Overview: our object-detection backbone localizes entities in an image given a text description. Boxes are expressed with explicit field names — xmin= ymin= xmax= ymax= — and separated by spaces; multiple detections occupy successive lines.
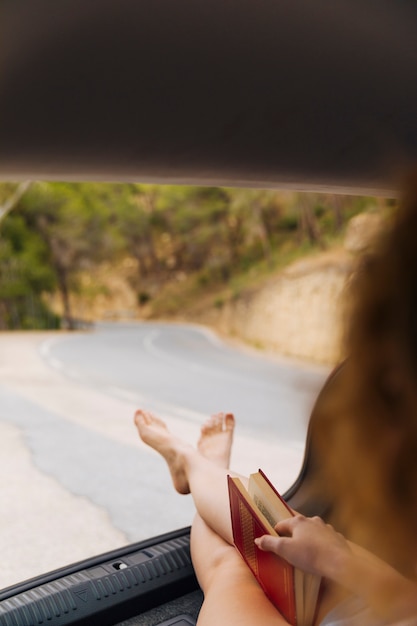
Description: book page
xmin=248 ymin=472 xmax=293 ymax=527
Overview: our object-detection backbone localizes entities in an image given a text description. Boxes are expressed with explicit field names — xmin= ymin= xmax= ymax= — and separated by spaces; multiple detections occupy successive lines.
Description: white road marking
xmin=107 ymin=385 xmax=207 ymax=424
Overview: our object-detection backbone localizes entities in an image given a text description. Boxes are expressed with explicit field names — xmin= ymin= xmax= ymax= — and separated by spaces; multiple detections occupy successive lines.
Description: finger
xmin=274 ymin=515 xmax=304 ymax=535
xmin=255 ymin=535 xmax=289 ymax=555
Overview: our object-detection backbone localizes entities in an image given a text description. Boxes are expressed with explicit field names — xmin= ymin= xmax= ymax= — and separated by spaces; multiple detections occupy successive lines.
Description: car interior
xmin=1 ymin=1 xmax=417 ymax=625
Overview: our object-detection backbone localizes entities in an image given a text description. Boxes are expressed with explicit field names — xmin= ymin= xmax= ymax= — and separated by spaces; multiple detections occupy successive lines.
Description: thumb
xmin=255 ymin=534 xmax=289 ymax=557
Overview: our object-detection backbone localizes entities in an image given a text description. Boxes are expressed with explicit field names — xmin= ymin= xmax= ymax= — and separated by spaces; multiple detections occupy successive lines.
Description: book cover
xmin=228 ymin=475 xmax=297 ymax=625
xmin=228 ymin=471 xmax=321 ymax=626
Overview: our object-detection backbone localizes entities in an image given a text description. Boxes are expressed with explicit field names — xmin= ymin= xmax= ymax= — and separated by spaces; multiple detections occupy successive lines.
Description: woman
xmin=134 ymin=178 xmax=417 ymax=624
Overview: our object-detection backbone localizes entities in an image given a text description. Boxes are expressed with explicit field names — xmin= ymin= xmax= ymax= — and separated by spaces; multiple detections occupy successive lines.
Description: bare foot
xmin=197 ymin=412 xmax=235 ymax=468
xmin=134 ymin=409 xmax=191 ymax=494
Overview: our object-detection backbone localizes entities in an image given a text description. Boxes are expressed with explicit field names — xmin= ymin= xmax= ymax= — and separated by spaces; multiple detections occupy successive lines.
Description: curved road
xmin=0 ymin=322 xmax=329 ymax=587
xmin=42 ymin=321 xmax=327 ymax=442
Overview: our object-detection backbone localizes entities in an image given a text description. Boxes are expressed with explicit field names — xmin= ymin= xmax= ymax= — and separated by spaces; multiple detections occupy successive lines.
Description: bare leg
xmin=135 ymin=409 xmax=289 ymax=626
xmin=134 ymin=409 xmax=240 ymax=543
xmin=191 ymin=516 xmax=289 ymax=626
xmin=192 ymin=413 xmax=288 ymax=625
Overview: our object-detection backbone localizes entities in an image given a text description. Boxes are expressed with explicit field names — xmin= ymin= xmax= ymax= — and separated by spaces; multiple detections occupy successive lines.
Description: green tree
xmin=0 ymin=181 xmax=32 ymax=223
xmin=295 ymin=193 xmax=326 ymax=248
xmin=0 ymin=211 xmax=56 ymax=329
xmin=18 ymin=182 xmax=117 ymax=328
xmin=114 ymin=184 xmax=161 ymax=290
xmin=226 ymin=189 xmax=287 ymax=267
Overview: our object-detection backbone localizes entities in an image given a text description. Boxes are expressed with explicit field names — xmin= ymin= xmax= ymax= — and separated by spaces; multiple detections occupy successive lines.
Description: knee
xmin=190 ymin=516 xmax=246 ymax=592
xmin=209 ymin=542 xmax=238 ymax=572
xmin=194 ymin=541 xmax=247 ymax=593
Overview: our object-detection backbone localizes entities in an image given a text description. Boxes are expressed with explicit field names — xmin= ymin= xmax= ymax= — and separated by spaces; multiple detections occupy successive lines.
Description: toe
xmin=134 ymin=409 xmax=145 ymax=426
xmin=134 ymin=409 xmax=158 ymax=428
xmin=224 ymin=413 xmax=235 ymax=431
xmin=213 ymin=413 xmax=224 ymax=429
xmin=204 ymin=414 xmax=218 ymax=431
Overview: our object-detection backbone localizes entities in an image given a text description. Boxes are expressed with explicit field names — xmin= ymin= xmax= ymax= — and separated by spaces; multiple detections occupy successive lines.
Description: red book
xmin=228 ymin=470 xmax=321 ymax=626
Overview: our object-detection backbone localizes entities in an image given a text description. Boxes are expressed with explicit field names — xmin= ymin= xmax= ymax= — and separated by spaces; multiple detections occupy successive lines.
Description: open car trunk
xmin=0 ymin=362 xmax=343 ymax=625
xmin=1 ymin=1 xmax=417 ymax=624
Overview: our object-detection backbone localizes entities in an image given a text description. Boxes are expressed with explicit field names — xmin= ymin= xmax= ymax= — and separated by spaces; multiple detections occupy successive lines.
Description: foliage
xmin=17 ymin=182 xmax=119 ymax=328
xmin=0 ymin=200 xmax=57 ymax=329
xmin=0 ymin=180 xmax=385 ymax=329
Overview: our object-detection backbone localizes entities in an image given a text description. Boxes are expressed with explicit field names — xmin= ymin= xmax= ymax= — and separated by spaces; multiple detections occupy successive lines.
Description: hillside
xmin=0 ymin=181 xmax=389 ymax=363
xmin=183 ymin=247 xmax=351 ymax=365
xmin=181 ymin=211 xmax=385 ymax=364
xmin=53 ymin=211 xmax=384 ymax=366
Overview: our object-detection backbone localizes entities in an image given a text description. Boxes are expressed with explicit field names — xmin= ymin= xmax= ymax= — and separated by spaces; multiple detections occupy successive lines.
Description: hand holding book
xmin=255 ymin=514 xmax=350 ymax=580
xmin=228 ymin=471 xmax=322 ymax=626
xmin=256 ymin=514 xmax=417 ymax=624
xmin=228 ymin=472 xmax=417 ymax=624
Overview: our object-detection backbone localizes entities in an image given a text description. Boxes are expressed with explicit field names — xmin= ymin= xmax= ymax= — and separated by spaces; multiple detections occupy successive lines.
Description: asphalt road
xmin=42 ymin=322 xmax=326 ymax=442
xmin=0 ymin=323 xmax=329 ymax=588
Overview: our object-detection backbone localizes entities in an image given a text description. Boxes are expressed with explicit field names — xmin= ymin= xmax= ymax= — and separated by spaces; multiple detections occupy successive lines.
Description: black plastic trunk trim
xmin=0 ymin=528 xmax=199 ymax=626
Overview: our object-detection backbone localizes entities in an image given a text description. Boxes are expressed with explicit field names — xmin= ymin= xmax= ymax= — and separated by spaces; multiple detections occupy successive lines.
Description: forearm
xmin=256 ymin=515 xmax=417 ymax=622
xmin=325 ymin=541 xmax=417 ymax=622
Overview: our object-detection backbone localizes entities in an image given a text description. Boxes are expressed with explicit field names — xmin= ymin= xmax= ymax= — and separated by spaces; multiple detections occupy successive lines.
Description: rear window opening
xmin=0 ymin=181 xmax=391 ymax=588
